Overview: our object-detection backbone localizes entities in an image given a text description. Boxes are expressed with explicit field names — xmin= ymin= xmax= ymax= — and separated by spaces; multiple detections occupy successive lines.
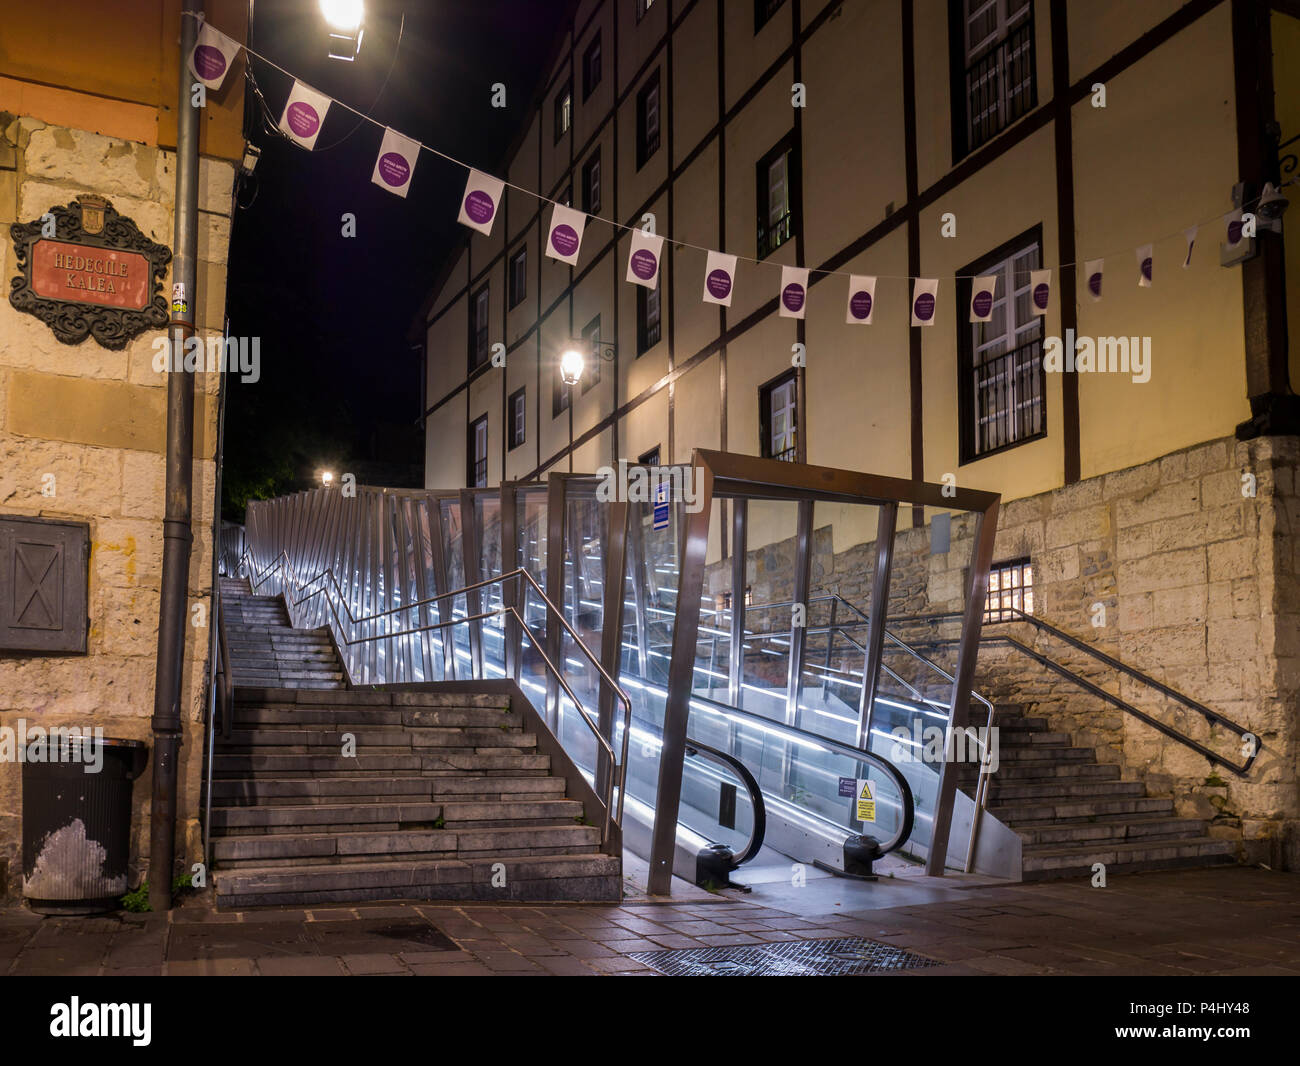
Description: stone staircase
xmin=960 ymin=704 xmax=1237 ymax=880
xmin=211 ymin=581 xmax=622 ymax=907
xmin=219 ymin=577 xmax=344 ymax=689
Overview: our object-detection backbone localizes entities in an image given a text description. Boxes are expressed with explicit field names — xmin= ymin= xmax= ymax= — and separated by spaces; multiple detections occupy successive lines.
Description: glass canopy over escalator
xmin=241 ymin=451 xmax=1001 ymax=894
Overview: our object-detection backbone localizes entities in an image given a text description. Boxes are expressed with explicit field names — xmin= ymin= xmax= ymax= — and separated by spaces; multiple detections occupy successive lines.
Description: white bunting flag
xmin=1084 ymin=258 xmax=1104 ymax=302
xmin=779 ymin=266 xmax=809 ymax=319
xmin=845 ymin=275 xmax=877 ymax=325
xmin=371 ymin=128 xmax=419 ymax=198
xmin=457 ymin=170 xmax=505 ymax=236
xmin=1183 ymin=226 xmax=1197 ymax=268
xmin=969 ymin=275 xmax=997 ymax=323
xmin=1137 ymin=244 xmax=1153 ymax=287
xmin=545 ymin=204 xmax=587 ymax=265
xmin=911 ymin=278 xmax=938 ymax=326
xmin=626 ymin=229 xmax=664 ymax=288
xmin=279 ymin=81 xmax=331 ymax=150
xmin=702 ymin=251 xmax=737 ymax=306
xmin=1030 ymin=269 xmax=1052 ymax=315
xmin=188 ymin=21 xmax=242 ymax=91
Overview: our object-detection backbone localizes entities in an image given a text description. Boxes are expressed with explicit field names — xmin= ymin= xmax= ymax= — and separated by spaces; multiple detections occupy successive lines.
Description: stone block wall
xmin=0 ymin=115 xmax=236 ymax=901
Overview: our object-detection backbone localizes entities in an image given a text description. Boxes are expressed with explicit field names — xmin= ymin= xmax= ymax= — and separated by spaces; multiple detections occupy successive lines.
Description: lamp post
xmin=558 ymin=340 xmax=616 ymax=471
xmin=320 ymin=0 xmax=364 ymax=61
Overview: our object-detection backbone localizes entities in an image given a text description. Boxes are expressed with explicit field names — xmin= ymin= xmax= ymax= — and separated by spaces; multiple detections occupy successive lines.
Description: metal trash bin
xmin=22 ymin=736 xmax=148 ymax=915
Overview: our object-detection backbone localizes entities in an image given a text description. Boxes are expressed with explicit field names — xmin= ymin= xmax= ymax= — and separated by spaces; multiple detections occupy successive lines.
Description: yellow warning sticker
xmin=856 ymin=779 xmax=876 ymax=823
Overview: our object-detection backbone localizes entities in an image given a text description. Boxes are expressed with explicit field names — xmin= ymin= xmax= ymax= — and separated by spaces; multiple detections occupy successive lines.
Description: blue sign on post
xmin=653 ymin=479 xmax=670 ymax=530
xmin=838 ymin=777 xmax=855 ymax=798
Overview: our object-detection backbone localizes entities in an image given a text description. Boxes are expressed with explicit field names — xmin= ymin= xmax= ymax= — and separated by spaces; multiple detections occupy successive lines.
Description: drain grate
xmin=629 ymin=936 xmax=938 ymax=976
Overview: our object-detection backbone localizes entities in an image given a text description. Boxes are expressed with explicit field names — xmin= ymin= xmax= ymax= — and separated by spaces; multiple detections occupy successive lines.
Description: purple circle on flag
xmin=849 ymin=290 xmax=873 ymax=320
xmin=1088 ymin=272 xmax=1102 ymax=297
xmin=1033 ymin=282 xmax=1050 ymax=309
xmin=782 ymin=283 xmax=805 ymax=313
xmin=286 ymin=101 xmax=321 ymax=138
xmin=464 ymin=190 xmax=495 ymax=225
xmin=1228 ymin=220 xmax=1243 ymax=244
xmin=193 ymin=45 xmax=227 ymax=81
xmin=551 ymin=223 xmax=580 ymax=257
xmin=971 ymin=290 xmax=993 ymax=319
xmin=630 ymin=248 xmax=658 ymax=280
xmin=913 ymin=292 xmax=935 ymax=322
xmin=1141 ymin=257 xmax=1152 ymax=281
xmin=377 ymin=152 xmax=411 ymax=188
xmin=706 ymin=269 xmax=732 ymax=300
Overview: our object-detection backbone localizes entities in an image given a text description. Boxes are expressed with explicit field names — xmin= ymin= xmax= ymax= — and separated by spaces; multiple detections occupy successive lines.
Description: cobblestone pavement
xmin=0 ymin=867 xmax=1296 ymax=976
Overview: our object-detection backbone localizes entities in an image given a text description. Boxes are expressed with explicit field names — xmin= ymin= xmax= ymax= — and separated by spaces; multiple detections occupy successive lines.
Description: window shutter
xmin=0 ymin=516 xmax=90 ymax=653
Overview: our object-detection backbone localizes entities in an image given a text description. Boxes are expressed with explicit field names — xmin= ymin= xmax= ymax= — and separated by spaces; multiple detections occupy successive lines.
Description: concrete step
xmin=987 ymin=779 xmax=1146 ymax=802
xmin=212 ymin=774 xmax=568 ymax=806
xmin=958 ymin=761 xmax=1121 ymax=783
xmin=997 ymin=731 xmax=1072 ymax=747
xmin=212 ymin=822 xmax=602 ymax=866
xmin=213 ymin=752 xmax=551 ymax=775
xmin=988 ymin=745 xmax=1098 ymax=763
xmin=989 ymin=795 xmax=1176 ymax=825
xmin=1020 ymin=836 xmax=1238 ymax=880
xmin=212 ymin=852 xmax=623 ymax=907
xmin=216 ymin=728 xmax=536 ymax=750
xmin=231 ymin=705 xmax=523 ymax=729
xmin=1012 ymin=816 xmax=1209 ymax=848
xmin=210 ymin=798 xmax=585 ymax=834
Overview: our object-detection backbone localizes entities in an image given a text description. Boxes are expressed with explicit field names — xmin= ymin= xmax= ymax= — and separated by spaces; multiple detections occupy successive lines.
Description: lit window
xmin=984 ymin=558 xmax=1033 ymax=623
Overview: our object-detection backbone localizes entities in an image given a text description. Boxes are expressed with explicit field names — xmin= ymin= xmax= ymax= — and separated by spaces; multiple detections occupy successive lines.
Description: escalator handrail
xmin=681 ymin=737 xmax=767 ymax=868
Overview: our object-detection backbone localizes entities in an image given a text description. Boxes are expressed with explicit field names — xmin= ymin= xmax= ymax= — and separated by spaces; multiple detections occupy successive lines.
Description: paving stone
xmin=341 ymin=953 xmax=408 ymax=974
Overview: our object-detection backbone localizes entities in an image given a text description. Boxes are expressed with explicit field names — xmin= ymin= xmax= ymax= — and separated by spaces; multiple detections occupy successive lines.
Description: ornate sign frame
xmin=9 ymin=196 xmax=171 ymax=350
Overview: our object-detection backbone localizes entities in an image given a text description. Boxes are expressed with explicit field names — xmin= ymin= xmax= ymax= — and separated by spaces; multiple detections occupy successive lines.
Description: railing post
xmin=857 ymin=502 xmax=898 ymax=750
xmin=596 ymin=500 xmax=629 ymax=800
xmin=728 ymin=499 xmax=746 ymax=708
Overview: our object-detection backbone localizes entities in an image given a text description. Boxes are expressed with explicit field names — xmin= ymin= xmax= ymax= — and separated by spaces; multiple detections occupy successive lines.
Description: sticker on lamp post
xmin=855 ymin=779 xmax=876 ymax=823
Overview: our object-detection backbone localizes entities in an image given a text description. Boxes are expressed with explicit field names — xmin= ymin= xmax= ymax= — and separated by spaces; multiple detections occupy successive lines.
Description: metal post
xmin=926 ymin=501 xmax=999 ymax=875
xmin=857 ymin=502 xmax=898 ymax=750
xmin=148 ymin=0 xmax=202 ymax=912
xmin=544 ymin=477 xmax=566 ymax=730
xmin=596 ymin=500 xmax=629 ymax=799
xmin=728 ymin=499 xmax=746 ymax=707
xmin=648 ymin=461 xmax=712 ymax=895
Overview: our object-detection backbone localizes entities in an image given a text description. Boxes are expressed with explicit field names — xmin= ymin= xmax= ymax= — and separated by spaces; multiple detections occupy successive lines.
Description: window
xmin=553 ymin=353 xmax=571 ymax=418
xmin=508 ymin=248 xmax=527 ymax=309
xmin=581 ymin=314 xmax=602 ymax=393
xmin=957 ymin=226 xmax=1046 ymax=462
xmin=759 ymin=370 xmax=797 ymax=461
xmin=637 ymin=278 xmax=661 ymax=355
xmin=636 ymin=71 xmax=661 ymax=169
xmin=984 ymin=558 xmax=1033 ymax=623
xmin=754 ymin=0 xmax=785 ymax=31
xmin=636 ymin=0 xmax=656 ymax=22
xmin=554 ymin=79 xmax=573 ymax=142
xmin=507 ymin=388 xmax=526 ymax=450
xmin=581 ymin=150 xmax=601 ymax=216
xmin=468 ymin=283 xmax=490 ymax=372
xmin=582 ymin=34 xmax=602 ymax=100
xmin=467 ymin=414 xmax=489 ymax=487
xmin=638 ymin=446 xmax=661 ymax=467
xmin=954 ymin=0 xmax=1036 ymax=159
xmin=756 ymin=133 xmax=799 ymax=258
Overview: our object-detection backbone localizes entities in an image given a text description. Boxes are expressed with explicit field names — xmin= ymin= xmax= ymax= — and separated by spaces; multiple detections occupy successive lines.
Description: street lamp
xmin=320 ymin=0 xmax=364 ymax=61
xmin=321 ymin=470 xmax=335 ymax=486
xmin=559 ymin=346 xmax=586 ymax=387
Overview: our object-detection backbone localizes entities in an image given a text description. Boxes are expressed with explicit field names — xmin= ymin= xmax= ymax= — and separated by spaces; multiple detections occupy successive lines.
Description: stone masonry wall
xmin=0 ymin=115 xmax=236 ymax=900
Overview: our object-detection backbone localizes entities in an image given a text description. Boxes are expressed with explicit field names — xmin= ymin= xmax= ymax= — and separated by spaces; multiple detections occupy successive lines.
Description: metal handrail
xmin=893 ymin=608 xmax=1260 ymax=775
xmin=681 ymin=737 xmax=767 ymax=868
xmin=233 ymin=551 xmax=633 ymax=843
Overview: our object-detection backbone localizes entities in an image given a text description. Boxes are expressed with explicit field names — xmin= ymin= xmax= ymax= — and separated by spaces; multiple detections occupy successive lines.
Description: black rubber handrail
xmin=896 ymin=609 xmax=1259 ymax=775
xmin=682 ymin=738 xmax=767 ymax=868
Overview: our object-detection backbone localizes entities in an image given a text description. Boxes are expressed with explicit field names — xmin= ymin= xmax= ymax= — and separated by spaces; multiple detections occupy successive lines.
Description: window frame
xmin=636 ymin=278 xmax=661 ymax=356
xmin=984 ymin=556 xmax=1034 ymax=624
xmin=467 ymin=413 xmax=489 ymax=487
xmin=582 ymin=33 xmax=602 ymax=100
xmin=580 ymin=314 xmax=603 ymax=394
xmin=581 ymin=149 xmax=602 ymax=216
xmin=554 ymin=78 xmax=573 ymax=143
xmin=948 ymin=0 xmax=1037 ymax=163
xmin=507 ymin=387 xmax=527 ymax=451
xmin=955 ymin=223 xmax=1047 ymax=464
xmin=759 ymin=368 xmax=798 ymax=461
xmin=468 ymin=282 xmax=490 ymax=373
xmin=508 ymin=247 xmax=527 ymax=310
xmin=636 ymin=69 xmax=661 ymax=170
xmin=637 ymin=445 xmax=661 ymax=467
xmin=756 ymin=131 xmax=800 ymax=260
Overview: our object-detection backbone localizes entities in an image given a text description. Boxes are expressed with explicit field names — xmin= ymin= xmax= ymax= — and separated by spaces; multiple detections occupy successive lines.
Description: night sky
xmin=223 ymin=0 xmax=565 ymax=518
